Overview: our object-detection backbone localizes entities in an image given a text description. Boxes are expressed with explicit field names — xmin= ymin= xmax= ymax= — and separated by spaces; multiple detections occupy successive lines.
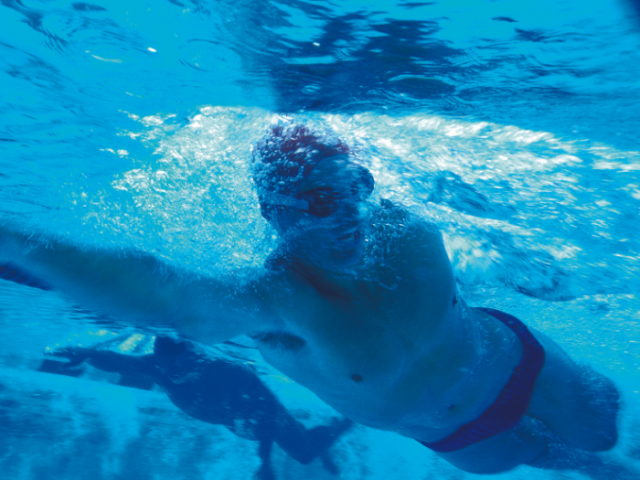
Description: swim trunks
xmin=419 ymin=308 xmax=545 ymax=453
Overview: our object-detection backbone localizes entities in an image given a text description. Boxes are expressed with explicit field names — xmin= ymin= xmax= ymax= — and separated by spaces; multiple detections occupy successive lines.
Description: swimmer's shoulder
xmin=251 ymin=257 xmax=324 ymax=319
xmin=371 ymin=199 xmax=440 ymax=236
xmin=369 ymin=199 xmax=446 ymax=266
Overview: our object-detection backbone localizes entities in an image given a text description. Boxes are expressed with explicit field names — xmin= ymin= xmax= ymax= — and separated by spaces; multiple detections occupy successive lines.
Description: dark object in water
xmin=43 ymin=335 xmax=353 ymax=480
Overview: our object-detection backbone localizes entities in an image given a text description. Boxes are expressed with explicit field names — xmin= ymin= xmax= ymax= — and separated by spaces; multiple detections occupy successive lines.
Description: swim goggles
xmin=260 ymin=166 xmax=374 ymax=218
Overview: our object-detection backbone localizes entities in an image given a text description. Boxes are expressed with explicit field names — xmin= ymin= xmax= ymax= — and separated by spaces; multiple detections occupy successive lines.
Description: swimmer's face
xmin=280 ymin=157 xmax=373 ymax=269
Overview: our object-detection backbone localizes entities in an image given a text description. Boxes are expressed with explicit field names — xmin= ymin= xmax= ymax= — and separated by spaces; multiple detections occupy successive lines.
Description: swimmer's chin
xmin=300 ymin=244 xmax=362 ymax=272
xmin=286 ymin=225 xmax=365 ymax=270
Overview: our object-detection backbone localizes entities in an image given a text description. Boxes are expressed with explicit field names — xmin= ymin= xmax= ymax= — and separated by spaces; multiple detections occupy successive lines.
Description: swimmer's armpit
xmin=249 ymin=330 xmax=307 ymax=352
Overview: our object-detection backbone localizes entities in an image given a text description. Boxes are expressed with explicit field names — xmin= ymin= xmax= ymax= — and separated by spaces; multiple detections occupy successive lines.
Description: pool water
xmin=1 ymin=1 xmax=639 ymax=479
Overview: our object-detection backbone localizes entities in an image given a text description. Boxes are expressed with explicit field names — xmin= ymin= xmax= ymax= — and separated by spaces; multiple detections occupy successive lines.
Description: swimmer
xmin=44 ymin=335 xmax=352 ymax=480
xmin=0 ymin=123 xmax=631 ymax=477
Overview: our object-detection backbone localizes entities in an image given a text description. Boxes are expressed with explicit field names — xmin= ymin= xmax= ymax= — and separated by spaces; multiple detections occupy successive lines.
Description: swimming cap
xmin=252 ymin=123 xmax=351 ymax=197
xmin=252 ymin=123 xmax=375 ymax=225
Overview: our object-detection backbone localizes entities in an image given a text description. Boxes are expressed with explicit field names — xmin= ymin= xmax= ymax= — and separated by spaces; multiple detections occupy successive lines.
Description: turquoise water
xmin=1 ymin=0 xmax=640 ymax=479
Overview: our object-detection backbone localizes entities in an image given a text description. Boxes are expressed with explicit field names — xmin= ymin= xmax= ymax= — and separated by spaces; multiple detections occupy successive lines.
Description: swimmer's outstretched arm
xmin=0 ymin=225 xmax=271 ymax=343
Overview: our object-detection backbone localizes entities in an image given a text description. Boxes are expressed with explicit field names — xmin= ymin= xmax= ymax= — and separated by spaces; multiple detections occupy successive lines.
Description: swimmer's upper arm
xmin=173 ymin=270 xmax=282 ymax=344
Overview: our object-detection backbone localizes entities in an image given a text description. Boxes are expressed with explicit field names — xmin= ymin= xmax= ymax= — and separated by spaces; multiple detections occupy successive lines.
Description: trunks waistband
xmin=419 ymin=307 xmax=545 ymax=453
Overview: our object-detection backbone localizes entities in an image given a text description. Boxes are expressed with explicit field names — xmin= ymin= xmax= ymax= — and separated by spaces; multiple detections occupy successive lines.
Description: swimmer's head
xmin=252 ymin=123 xmax=374 ymax=231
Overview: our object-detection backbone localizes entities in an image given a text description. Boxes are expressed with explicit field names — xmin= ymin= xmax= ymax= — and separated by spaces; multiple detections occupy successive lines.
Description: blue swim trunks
xmin=420 ymin=308 xmax=546 ymax=453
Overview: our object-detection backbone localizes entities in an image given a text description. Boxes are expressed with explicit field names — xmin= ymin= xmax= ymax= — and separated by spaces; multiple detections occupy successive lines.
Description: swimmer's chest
xmin=251 ymin=297 xmax=458 ymax=428
xmin=253 ymin=273 xmax=443 ymax=394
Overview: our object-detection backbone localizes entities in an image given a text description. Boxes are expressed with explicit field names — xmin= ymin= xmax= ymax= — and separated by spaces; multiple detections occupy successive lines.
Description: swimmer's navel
xmin=351 ymin=373 xmax=363 ymax=383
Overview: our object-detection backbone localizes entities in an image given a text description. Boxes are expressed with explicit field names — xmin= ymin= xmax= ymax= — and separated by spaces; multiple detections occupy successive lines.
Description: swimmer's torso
xmin=250 ymin=206 xmax=523 ymax=442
